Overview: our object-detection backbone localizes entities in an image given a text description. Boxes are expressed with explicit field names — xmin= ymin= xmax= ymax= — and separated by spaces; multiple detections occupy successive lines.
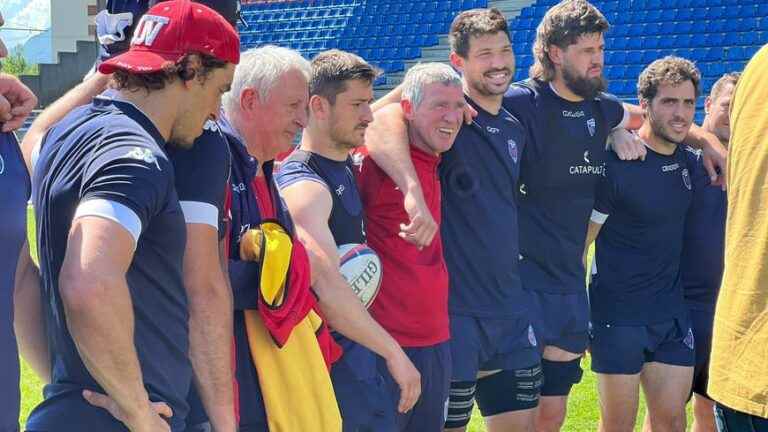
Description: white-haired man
xmin=354 ymin=62 xmax=465 ymax=431
xmin=220 ymin=46 xmax=419 ymax=432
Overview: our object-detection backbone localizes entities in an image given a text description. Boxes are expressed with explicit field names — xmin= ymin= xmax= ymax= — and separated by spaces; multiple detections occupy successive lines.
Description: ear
xmin=449 ymin=52 xmax=465 ymax=74
xmin=401 ymin=99 xmax=414 ymax=120
xmin=703 ymin=96 xmax=712 ymax=115
xmin=308 ymin=94 xmax=330 ymax=120
xmin=181 ymin=53 xmax=204 ymax=88
xmin=240 ymin=88 xmax=259 ymax=115
xmin=639 ymin=97 xmax=650 ymax=115
xmin=547 ymin=44 xmax=563 ymax=68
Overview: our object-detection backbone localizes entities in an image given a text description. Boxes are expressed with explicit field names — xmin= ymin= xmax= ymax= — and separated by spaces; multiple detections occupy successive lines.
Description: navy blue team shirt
xmin=276 ymin=149 xmax=365 ymax=246
xmin=503 ymin=79 xmax=626 ymax=295
xmin=590 ymin=145 xmax=706 ymax=325
xmin=0 ymin=131 xmax=31 ymax=432
xmin=28 ymin=95 xmax=191 ymax=431
xmin=680 ymin=147 xmax=726 ymax=310
xmin=439 ymin=96 xmax=528 ymax=318
xmin=166 ymin=120 xmax=231 ymax=427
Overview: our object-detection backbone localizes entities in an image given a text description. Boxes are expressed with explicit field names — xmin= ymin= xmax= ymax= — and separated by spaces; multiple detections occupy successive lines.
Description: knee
xmin=536 ymin=404 xmax=566 ymax=431
xmin=650 ymin=410 xmax=687 ymax=432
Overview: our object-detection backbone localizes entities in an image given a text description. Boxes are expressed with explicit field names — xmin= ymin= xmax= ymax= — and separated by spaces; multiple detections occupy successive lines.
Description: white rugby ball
xmin=338 ymin=243 xmax=382 ymax=308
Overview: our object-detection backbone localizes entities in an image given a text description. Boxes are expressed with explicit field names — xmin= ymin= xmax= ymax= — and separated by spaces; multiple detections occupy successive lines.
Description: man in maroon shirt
xmin=355 ymin=62 xmax=465 ymax=431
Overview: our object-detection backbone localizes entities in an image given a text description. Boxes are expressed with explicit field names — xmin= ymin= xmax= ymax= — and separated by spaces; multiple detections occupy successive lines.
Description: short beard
xmin=562 ymin=64 xmax=606 ymax=100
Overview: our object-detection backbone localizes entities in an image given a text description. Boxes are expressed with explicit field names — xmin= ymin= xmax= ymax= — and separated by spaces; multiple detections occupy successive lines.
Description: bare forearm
xmin=62 ymin=275 xmax=151 ymax=420
xmin=314 ymin=265 xmax=400 ymax=360
xmin=14 ymin=250 xmax=50 ymax=382
xmin=371 ymin=84 xmax=403 ymax=112
xmin=187 ymin=278 xmax=235 ymax=431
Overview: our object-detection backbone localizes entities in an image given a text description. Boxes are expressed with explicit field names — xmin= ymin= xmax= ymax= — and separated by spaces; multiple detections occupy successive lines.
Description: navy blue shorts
xmin=528 ymin=290 xmax=590 ymax=354
xmin=450 ymin=314 xmax=541 ymax=381
xmin=331 ymin=334 xmax=396 ymax=432
xmin=590 ymin=317 xmax=695 ymax=374
xmin=690 ymin=307 xmax=715 ymax=398
xmin=378 ymin=342 xmax=451 ymax=432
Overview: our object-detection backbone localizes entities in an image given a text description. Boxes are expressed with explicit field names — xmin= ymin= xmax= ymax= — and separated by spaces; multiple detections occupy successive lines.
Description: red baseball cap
xmin=99 ymin=0 xmax=239 ymax=75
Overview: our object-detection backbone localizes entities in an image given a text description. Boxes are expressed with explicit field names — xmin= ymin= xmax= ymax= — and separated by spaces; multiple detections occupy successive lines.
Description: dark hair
xmin=449 ymin=8 xmax=509 ymax=58
xmin=112 ymin=52 xmax=228 ymax=93
xmin=709 ymin=71 xmax=740 ymax=100
xmin=309 ymin=49 xmax=379 ymax=104
xmin=530 ymin=0 xmax=610 ymax=81
xmin=637 ymin=56 xmax=701 ymax=102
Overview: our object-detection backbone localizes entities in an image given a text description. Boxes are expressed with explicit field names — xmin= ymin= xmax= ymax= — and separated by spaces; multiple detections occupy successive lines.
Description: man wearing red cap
xmin=25 ymin=1 xmax=238 ymax=431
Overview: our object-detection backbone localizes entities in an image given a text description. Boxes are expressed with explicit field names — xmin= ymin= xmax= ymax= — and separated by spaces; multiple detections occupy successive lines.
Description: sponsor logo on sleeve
xmin=124 ymin=147 xmax=161 ymax=170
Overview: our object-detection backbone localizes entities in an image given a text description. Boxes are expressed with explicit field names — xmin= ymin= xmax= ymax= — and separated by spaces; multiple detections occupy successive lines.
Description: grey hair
xmin=401 ymin=63 xmax=462 ymax=109
xmin=222 ymin=45 xmax=311 ymax=116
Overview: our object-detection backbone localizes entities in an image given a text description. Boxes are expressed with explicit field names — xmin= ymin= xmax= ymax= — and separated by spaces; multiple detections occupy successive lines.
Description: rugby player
xmin=25 ymin=2 xmax=238 ymax=431
xmin=355 ymin=62 xmax=464 ymax=431
xmin=368 ymin=10 xmax=542 ymax=432
xmin=681 ymin=72 xmax=737 ymax=432
xmin=275 ymin=50 xmax=421 ymax=432
xmin=709 ymin=44 xmax=768 ymax=431
xmin=584 ymin=56 xmax=703 ymax=432
xmin=0 ymin=10 xmax=37 ymax=432
xmin=17 ymin=2 xmax=241 ymax=431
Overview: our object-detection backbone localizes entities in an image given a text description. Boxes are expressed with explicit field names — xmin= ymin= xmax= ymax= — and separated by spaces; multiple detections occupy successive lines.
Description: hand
xmin=83 ymin=389 xmax=172 ymax=432
xmin=385 ymin=349 xmax=421 ymax=413
xmin=608 ymin=128 xmax=646 ymax=161
xmin=701 ymin=134 xmax=727 ymax=190
xmin=0 ymin=74 xmax=37 ymax=132
xmin=399 ymin=190 xmax=437 ymax=249
xmin=462 ymin=102 xmax=478 ymax=125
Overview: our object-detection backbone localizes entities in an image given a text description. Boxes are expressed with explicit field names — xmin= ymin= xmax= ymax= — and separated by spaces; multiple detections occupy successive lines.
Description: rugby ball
xmin=338 ymin=243 xmax=382 ymax=308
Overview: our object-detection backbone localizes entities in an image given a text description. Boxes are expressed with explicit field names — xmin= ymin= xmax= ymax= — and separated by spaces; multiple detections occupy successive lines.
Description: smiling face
xmin=405 ymin=82 xmax=465 ymax=155
xmin=644 ymin=80 xmax=696 ymax=146
xmin=453 ymin=31 xmax=515 ymax=98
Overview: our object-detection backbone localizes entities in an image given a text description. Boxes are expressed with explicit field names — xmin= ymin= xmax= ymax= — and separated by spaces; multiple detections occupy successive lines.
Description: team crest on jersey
xmin=508 ymin=139 xmax=518 ymax=163
xmin=682 ymin=168 xmax=692 ymax=190
xmin=684 ymin=327 xmax=695 ymax=349
xmin=124 ymin=147 xmax=161 ymax=170
xmin=586 ymin=118 xmax=596 ymax=137
xmin=527 ymin=324 xmax=537 ymax=347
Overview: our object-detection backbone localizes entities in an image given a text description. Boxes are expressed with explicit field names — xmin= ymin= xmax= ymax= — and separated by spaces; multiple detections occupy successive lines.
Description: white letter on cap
xmin=131 ymin=15 xmax=170 ymax=46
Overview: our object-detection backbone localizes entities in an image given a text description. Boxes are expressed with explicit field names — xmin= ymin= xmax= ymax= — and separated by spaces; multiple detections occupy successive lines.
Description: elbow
xmin=185 ymin=275 xmax=233 ymax=315
xmin=58 ymin=266 xmax=112 ymax=317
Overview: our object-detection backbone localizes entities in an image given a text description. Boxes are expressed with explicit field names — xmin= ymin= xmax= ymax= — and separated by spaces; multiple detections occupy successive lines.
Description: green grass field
xmin=19 ymin=209 xmax=689 ymax=431
xmin=19 ymin=356 xmax=659 ymax=431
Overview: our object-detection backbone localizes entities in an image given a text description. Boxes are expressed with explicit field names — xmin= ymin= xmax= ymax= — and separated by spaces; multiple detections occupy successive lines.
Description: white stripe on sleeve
xmin=74 ymin=199 xmax=142 ymax=245
xmin=179 ymin=201 xmax=219 ymax=230
xmin=590 ymin=209 xmax=609 ymax=225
